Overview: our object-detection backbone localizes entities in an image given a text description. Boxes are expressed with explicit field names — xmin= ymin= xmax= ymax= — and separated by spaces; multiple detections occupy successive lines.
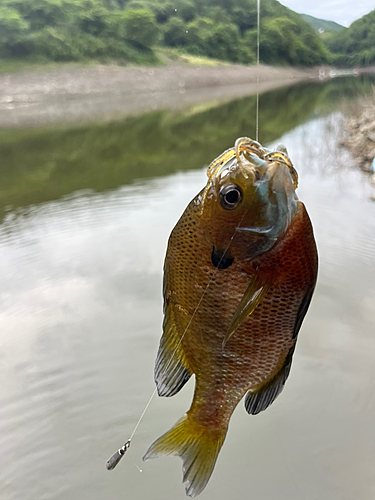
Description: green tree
xmin=163 ymin=16 xmax=188 ymax=47
xmin=77 ymin=2 xmax=109 ymax=35
xmin=174 ymin=0 xmax=195 ymax=22
xmin=123 ymin=0 xmax=150 ymax=10
xmin=204 ymin=22 xmax=240 ymax=61
xmin=0 ymin=6 xmax=29 ymax=44
xmin=0 ymin=6 xmax=29 ymax=56
xmin=151 ymin=2 xmax=175 ymax=24
xmin=101 ymin=0 xmax=120 ymax=9
xmin=259 ymin=16 xmax=327 ymax=65
xmin=325 ymin=9 xmax=375 ymax=66
xmin=232 ymin=5 xmax=256 ymax=34
xmin=0 ymin=0 xmax=331 ymax=66
xmin=3 ymin=0 xmax=68 ymax=31
xmin=184 ymin=17 xmax=213 ymax=53
xmin=32 ymin=27 xmax=80 ymax=60
xmin=239 ymin=29 xmax=256 ymax=63
xmin=208 ymin=6 xmax=227 ymax=23
xmin=122 ymin=9 xmax=160 ymax=47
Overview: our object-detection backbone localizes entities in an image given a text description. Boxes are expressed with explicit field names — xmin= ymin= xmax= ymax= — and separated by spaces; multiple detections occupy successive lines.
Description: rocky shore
xmin=340 ymin=90 xmax=375 ymax=175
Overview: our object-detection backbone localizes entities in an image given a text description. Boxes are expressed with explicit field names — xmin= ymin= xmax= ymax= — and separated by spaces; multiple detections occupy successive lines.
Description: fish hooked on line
xmin=142 ymin=136 xmax=318 ymax=497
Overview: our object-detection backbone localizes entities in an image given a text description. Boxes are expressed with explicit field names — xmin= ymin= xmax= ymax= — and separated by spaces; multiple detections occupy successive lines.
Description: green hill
xmin=159 ymin=0 xmax=330 ymax=66
xmin=325 ymin=9 xmax=375 ymax=66
xmin=301 ymin=14 xmax=344 ymax=33
xmin=0 ymin=0 xmax=329 ymax=66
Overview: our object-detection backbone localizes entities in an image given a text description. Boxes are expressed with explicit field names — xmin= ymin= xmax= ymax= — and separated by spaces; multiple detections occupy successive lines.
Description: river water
xmin=1 ymin=75 xmax=375 ymax=500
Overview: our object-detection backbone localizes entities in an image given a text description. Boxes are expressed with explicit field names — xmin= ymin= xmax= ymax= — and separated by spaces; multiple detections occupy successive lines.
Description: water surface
xmin=1 ymin=75 xmax=375 ymax=500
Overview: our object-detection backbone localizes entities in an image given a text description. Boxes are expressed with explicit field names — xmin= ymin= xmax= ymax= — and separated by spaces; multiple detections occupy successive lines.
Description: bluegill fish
xmin=143 ymin=138 xmax=318 ymax=497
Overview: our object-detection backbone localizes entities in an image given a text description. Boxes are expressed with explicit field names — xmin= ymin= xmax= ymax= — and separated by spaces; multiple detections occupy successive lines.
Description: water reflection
xmin=1 ymin=76 xmax=375 ymax=500
xmin=0 ymin=75 xmax=374 ymax=217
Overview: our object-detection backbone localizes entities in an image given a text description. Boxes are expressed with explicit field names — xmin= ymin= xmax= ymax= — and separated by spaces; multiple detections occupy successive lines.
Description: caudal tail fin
xmin=143 ymin=414 xmax=227 ymax=497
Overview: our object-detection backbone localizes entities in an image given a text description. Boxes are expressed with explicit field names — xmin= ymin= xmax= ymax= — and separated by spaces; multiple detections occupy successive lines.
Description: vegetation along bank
xmin=1 ymin=1 xmax=374 ymax=69
xmin=0 ymin=0 xmax=330 ymax=66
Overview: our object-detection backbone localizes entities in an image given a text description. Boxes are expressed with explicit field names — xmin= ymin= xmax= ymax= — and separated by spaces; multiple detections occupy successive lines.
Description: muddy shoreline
xmin=0 ymin=63 xmax=320 ymax=128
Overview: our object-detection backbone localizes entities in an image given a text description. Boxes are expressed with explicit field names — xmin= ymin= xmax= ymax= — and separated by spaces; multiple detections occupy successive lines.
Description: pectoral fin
xmin=244 ymin=345 xmax=295 ymax=415
xmin=155 ymin=298 xmax=192 ymax=397
xmin=222 ymin=271 xmax=275 ymax=347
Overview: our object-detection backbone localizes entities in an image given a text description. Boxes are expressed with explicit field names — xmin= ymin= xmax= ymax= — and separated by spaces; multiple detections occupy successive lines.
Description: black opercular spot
xmin=211 ymin=247 xmax=234 ymax=269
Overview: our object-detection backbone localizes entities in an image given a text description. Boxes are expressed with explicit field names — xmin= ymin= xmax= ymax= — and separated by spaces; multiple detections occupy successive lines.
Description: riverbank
xmin=340 ymin=88 xmax=375 ymax=174
xmin=0 ymin=63 xmax=320 ymax=128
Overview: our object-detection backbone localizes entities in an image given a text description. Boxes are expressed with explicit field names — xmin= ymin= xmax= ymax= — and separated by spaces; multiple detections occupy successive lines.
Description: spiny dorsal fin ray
xmin=244 ymin=345 xmax=295 ymax=415
xmin=222 ymin=270 xmax=276 ymax=347
xmin=143 ymin=414 xmax=227 ymax=497
xmin=155 ymin=295 xmax=192 ymax=397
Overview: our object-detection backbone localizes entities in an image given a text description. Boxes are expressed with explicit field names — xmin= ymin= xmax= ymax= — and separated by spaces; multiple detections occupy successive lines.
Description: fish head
xmin=200 ymin=139 xmax=298 ymax=264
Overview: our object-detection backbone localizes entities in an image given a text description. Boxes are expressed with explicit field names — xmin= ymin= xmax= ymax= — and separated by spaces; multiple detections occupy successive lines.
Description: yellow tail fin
xmin=143 ymin=414 xmax=227 ymax=497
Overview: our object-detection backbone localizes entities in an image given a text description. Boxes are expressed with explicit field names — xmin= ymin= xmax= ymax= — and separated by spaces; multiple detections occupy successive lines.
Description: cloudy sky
xmin=280 ymin=0 xmax=374 ymax=27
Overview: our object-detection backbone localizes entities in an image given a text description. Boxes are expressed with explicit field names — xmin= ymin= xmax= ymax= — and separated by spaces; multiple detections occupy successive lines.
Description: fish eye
xmin=220 ymin=184 xmax=243 ymax=210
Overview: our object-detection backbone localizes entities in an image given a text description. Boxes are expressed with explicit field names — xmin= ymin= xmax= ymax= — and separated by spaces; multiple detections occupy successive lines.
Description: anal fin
xmin=155 ymin=303 xmax=192 ymax=397
xmin=244 ymin=345 xmax=295 ymax=415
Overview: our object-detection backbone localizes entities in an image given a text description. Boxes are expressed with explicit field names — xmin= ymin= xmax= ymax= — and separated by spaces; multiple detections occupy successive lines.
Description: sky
xmin=280 ymin=0 xmax=374 ymax=27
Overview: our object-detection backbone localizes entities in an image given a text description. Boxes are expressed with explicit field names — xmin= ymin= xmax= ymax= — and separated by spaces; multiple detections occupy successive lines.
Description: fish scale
xmin=144 ymin=139 xmax=318 ymax=497
xmin=171 ymin=199 xmax=316 ymax=393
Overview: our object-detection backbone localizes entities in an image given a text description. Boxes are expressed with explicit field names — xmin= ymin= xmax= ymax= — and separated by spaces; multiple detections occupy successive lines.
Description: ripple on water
xmin=1 ymin=91 xmax=375 ymax=500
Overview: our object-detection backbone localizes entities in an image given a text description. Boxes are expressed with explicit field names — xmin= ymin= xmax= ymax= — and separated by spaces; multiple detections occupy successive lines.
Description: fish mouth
xmin=201 ymin=138 xmax=299 ymax=261
xmin=201 ymin=137 xmax=298 ymax=217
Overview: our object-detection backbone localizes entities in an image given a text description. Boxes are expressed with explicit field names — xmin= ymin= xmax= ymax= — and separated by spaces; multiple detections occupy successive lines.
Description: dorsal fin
xmin=244 ymin=345 xmax=295 ymax=415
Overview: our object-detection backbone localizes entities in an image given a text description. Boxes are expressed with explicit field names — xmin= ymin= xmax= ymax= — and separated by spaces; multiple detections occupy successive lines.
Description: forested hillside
xmin=0 ymin=0 xmax=329 ymax=66
xmin=325 ymin=9 xmax=375 ymax=66
xmin=301 ymin=14 xmax=344 ymax=34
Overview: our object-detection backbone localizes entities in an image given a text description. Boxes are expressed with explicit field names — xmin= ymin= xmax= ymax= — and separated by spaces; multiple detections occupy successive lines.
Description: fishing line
xmin=106 ymin=0 xmax=263 ymax=471
xmin=256 ymin=0 xmax=261 ymax=142
xmin=106 ymin=206 xmax=250 ymax=471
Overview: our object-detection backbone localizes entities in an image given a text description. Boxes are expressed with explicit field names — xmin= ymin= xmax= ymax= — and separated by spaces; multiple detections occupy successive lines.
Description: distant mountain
xmin=325 ymin=9 xmax=375 ymax=66
xmin=301 ymin=14 xmax=345 ymax=33
xmin=156 ymin=0 xmax=330 ymax=66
